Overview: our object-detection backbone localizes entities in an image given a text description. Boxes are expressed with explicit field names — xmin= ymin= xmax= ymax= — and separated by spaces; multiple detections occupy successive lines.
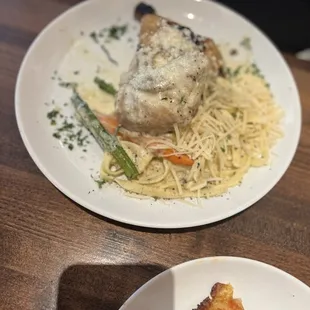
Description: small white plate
xmin=15 ymin=0 xmax=301 ymax=228
xmin=120 ymin=257 xmax=310 ymax=310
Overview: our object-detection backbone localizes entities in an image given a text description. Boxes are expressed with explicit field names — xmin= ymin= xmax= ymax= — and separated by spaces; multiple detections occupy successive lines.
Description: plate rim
xmin=15 ymin=0 xmax=302 ymax=229
xmin=120 ymin=256 xmax=310 ymax=309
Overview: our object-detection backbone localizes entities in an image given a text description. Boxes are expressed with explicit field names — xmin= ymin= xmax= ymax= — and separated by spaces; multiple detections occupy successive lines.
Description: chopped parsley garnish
xmin=100 ymin=44 xmax=118 ymax=65
xmin=58 ymin=82 xmax=77 ymax=89
xmin=108 ymin=24 xmax=128 ymax=40
xmin=233 ymin=66 xmax=242 ymax=77
xmin=90 ymin=31 xmax=99 ymax=43
xmin=76 ymin=129 xmax=89 ymax=146
xmin=49 ymin=110 xmax=91 ymax=151
xmin=240 ymin=37 xmax=252 ymax=50
xmin=248 ymin=63 xmax=265 ymax=80
xmin=230 ymin=48 xmax=238 ymax=56
xmin=223 ymin=67 xmax=232 ymax=77
xmin=89 ymin=31 xmax=118 ymax=65
xmin=222 ymin=66 xmax=243 ymax=79
xmin=47 ymin=109 xmax=59 ymax=119
xmin=94 ymin=179 xmax=106 ymax=189
xmin=58 ymin=120 xmax=75 ymax=132
xmin=94 ymin=77 xmax=117 ymax=96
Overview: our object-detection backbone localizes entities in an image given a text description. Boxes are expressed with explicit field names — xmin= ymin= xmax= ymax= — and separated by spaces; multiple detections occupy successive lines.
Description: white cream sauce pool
xmin=57 ymin=30 xmax=138 ymax=116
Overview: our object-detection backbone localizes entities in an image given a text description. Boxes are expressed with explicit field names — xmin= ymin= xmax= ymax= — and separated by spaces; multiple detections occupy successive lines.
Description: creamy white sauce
xmin=78 ymin=83 xmax=116 ymax=115
xmin=57 ymin=36 xmax=125 ymax=116
xmin=218 ymin=41 xmax=253 ymax=69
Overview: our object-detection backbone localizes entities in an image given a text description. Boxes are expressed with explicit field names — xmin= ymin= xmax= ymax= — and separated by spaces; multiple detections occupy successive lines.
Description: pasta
xmin=100 ymin=66 xmax=284 ymax=199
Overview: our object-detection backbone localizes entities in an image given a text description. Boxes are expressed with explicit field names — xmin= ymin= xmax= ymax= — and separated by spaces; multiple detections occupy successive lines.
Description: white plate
xmin=15 ymin=0 xmax=301 ymax=228
xmin=120 ymin=256 xmax=310 ymax=310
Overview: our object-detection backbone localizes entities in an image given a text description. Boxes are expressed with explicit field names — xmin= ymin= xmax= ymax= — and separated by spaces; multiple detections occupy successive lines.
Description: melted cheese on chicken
xmin=116 ymin=18 xmax=213 ymax=135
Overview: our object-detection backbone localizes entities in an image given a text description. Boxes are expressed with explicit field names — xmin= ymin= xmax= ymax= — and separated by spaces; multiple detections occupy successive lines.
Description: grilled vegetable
xmin=94 ymin=77 xmax=117 ymax=96
xmin=71 ymin=91 xmax=139 ymax=179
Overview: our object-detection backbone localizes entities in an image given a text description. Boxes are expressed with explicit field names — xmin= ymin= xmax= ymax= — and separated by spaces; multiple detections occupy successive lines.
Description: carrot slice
xmin=96 ymin=119 xmax=194 ymax=166
xmin=97 ymin=114 xmax=119 ymax=135
xmin=97 ymin=114 xmax=135 ymax=142
xmin=161 ymin=149 xmax=194 ymax=166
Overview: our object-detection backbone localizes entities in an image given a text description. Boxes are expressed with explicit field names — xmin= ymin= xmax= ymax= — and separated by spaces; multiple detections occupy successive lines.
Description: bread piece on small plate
xmin=194 ymin=283 xmax=245 ymax=310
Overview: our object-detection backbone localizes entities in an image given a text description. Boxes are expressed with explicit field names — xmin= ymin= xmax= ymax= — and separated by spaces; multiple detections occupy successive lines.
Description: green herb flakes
xmin=94 ymin=77 xmax=117 ymax=96
xmin=90 ymin=31 xmax=98 ymax=43
xmin=58 ymin=120 xmax=75 ymax=132
xmin=240 ymin=37 xmax=252 ymax=50
xmin=58 ymin=82 xmax=77 ymax=89
xmin=249 ymin=63 xmax=265 ymax=80
xmin=47 ymin=109 xmax=59 ymax=119
xmin=49 ymin=109 xmax=90 ymax=151
xmin=94 ymin=179 xmax=106 ymax=189
xmin=230 ymin=49 xmax=238 ymax=56
xmin=108 ymin=24 xmax=128 ymax=40
xmin=233 ymin=66 xmax=242 ymax=77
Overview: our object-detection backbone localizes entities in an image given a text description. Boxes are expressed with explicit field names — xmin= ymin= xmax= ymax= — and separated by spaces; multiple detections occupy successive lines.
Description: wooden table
xmin=1 ymin=1 xmax=310 ymax=309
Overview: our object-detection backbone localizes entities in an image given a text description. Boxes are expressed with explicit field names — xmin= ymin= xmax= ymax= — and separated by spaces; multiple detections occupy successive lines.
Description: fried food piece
xmin=116 ymin=13 xmax=211 ymax=135
xmin=194 ymin=283 xmax=244 ymax=310
xmin=116 ymin=3 xmax=225 ymax=135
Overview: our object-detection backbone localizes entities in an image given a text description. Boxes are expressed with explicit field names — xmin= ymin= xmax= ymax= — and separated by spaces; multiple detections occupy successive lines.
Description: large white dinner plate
xmin=15 ymin=0 xmax=301 ymax=228
xmin=120 ymin=256 xmax=310 ymax=310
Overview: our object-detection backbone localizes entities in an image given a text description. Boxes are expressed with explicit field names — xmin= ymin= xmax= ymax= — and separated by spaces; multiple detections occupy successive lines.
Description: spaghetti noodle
xmin=100 ymin=66 xmax=283 ymax=199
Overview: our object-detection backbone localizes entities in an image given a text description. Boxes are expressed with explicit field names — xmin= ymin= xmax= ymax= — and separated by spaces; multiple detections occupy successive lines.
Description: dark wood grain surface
xmin=1 ymin=1 xmax=310 ymax=309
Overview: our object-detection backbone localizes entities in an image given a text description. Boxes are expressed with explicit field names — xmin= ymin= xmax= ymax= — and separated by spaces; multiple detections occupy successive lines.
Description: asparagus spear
xmin=94 ymin=77 xmax=117 ymax=96
xmin=71 ymin=91 xmax=139 ymax=179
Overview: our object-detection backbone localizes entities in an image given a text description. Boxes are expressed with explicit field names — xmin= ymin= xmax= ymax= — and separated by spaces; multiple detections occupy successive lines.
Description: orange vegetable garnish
xmin=161 ymin=149 xmax=194 ymax=166
xmin=97 ymin=114 xmax=119 ymax=135
xmin=97 ymin=114 xmax=194 ymax=166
